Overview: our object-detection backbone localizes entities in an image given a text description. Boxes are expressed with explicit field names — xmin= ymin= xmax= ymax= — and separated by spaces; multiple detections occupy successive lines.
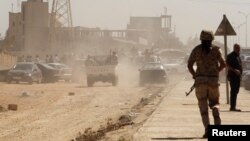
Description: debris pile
xmin=8 ymin=104 xmax=18 ymax=111
xmin=74 ymin=117 xmax=133 ymax=141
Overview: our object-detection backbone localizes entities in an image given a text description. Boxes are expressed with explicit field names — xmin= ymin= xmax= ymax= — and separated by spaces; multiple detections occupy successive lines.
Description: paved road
xmin=133 ymin=80 xmax=250 ymax=141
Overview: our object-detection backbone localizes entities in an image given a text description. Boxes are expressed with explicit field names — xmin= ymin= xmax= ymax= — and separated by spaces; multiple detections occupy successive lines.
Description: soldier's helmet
xmin=200 ymin=30 xmax=214 ymax=41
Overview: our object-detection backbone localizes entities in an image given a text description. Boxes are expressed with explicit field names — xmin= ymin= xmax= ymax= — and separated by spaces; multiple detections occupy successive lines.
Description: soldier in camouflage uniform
xmin=187 ymin=30 xmax=226 ymax=138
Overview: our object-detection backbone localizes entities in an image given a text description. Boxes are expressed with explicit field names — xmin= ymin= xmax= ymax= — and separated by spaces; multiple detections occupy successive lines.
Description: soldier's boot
xmin=212 ymin=107 xmax=221 ymax=125
xmin=203 ymin=131 xmax=208 ymax=138
xmin=200 ymin=107 xmax=210 ymax=138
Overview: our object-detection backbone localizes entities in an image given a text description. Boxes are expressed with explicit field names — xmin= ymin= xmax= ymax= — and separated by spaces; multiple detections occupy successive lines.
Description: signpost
xmin=215 ymin=14 xmax=236 ymax=104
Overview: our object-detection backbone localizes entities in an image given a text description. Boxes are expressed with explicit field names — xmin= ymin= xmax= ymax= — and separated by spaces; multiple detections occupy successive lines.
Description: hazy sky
xmin=1 ymin=0 xmax=250 ymax=47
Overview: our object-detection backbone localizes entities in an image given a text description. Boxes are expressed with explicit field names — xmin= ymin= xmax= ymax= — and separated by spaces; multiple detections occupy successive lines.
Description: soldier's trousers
xmin=195 ymin=84 xmax=221 ymax=133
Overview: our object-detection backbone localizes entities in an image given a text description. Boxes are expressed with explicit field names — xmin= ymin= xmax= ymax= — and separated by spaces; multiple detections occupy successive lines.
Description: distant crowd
xmin=17 ymin=54 xmax=77 ymax=66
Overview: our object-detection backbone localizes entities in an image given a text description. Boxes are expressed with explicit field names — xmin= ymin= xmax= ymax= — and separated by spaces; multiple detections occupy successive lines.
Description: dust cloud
xmin=117 ymin=57 xmax=140 ymax=87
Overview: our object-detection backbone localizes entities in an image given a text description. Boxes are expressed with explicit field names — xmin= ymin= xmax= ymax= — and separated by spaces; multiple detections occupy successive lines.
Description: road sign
xmin=215 ymin=14 xmax=236 ymax=104
xmin=215 ymin=15 xmax=236 ymax=36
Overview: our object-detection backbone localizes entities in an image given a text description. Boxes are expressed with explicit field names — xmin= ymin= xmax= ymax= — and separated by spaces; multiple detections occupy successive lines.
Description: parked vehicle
xmin=47 ymin=63 xmax=73 ymax=82
xmin=139 ymin=62 xmax=169 ymax=86
xmin=243 ymin=61 xmax=250 ymax=72
xmin=36 ymin=63 xmax=60 ymax=83
xmin=85 ymin=55 xmax=118 ymax=87
xmin=7 ymin=62 xmax=42 ymax=84
xmin=242 ymin=70 xmax=250 ymax=90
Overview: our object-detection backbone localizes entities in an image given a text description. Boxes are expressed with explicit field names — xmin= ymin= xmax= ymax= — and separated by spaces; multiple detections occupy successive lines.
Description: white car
xmin=47 ymin=63 xmax=73 ymax=82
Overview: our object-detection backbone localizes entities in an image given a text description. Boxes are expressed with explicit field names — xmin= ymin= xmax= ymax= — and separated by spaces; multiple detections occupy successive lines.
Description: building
xmin=7 ymin=0 xmax=49 ymax=53
xmin=126 ymin=15 xmax=172 ymax=46
xmin=5 ymin=0 xmax=179 ymax=57
xmin=7 ymin=12 xmax=23 ymax=51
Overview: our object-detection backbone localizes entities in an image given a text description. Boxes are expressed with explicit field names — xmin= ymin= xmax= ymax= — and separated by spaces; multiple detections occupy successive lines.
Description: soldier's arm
xmin=187 ymin=51 xmax=196 ymax=79
xmin=188 ymin=61 xmax=195 ymax=78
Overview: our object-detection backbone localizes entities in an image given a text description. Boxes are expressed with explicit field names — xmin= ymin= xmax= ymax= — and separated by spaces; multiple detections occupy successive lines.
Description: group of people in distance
xmin=85 ymin=51 xmax=118 ymax=66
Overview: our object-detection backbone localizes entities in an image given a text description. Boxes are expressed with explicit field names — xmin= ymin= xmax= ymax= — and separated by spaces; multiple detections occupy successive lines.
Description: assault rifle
xmin=185 ymin=83 xmax=195 ymax=96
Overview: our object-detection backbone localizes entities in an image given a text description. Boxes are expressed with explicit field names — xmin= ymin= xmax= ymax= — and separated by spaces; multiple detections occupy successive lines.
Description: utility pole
xmin=237 ymin=23 xmax=245 ymax=44
xmin=238 ymin=11 xmax=250 ymax=48
xmin=16 ymin=0 xmax=20 ymax=12
xmin=50 ymin=0 xmax=73 ymax=28
xmin=11 ymin=3 xmax=14 ymax=12
xmin=163 ymin=6 xmax=167 ymax=28
xmin=50 ymin=0 xmax=73 ymax=52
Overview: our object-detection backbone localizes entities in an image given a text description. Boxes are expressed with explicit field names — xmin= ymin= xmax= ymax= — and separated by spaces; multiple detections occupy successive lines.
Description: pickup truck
xmin=85 ymin=55 xmax=118 ymax=87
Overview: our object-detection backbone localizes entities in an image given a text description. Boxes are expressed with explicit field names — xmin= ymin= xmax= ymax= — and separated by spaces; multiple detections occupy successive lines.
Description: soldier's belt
xmin=196 ymin=75 xmax=218 ymax=78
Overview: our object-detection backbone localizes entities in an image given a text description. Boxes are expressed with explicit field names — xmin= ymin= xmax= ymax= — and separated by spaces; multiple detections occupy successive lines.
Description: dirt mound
xmin=74 ymin=117 xmax=133 ymax=141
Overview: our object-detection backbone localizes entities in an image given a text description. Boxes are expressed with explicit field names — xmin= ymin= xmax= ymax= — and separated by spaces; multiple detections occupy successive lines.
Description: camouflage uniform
xmin=188 ymin=30 xmax=225 ymax=137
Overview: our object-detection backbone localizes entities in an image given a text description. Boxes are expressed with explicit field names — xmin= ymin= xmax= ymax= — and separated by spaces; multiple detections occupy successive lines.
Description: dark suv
xmin=139 ymin=62 xmax=169 ymax=86
xmin=7 ymin=62 xmax=42 ymax=84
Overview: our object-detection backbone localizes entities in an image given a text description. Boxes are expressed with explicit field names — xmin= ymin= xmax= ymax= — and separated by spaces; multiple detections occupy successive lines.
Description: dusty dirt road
xmin=0 ymin=82 xmax=156 ymax=141
xmin=0 ymin=61 xmax=186 ymax=141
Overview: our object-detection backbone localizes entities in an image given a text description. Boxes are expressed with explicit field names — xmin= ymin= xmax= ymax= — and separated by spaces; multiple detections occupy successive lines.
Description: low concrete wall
xmin=0 ymin=52 xmax=17 ymax=82
xmin=0 ymin=52 xmax=17 ymax=69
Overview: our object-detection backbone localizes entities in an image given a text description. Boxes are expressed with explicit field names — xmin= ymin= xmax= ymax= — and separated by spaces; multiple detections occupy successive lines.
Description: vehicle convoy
xmin=85 ymin=53 xmax=118 ymax=87
xmin=139 ymin=62 xmax=169 ymax=86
